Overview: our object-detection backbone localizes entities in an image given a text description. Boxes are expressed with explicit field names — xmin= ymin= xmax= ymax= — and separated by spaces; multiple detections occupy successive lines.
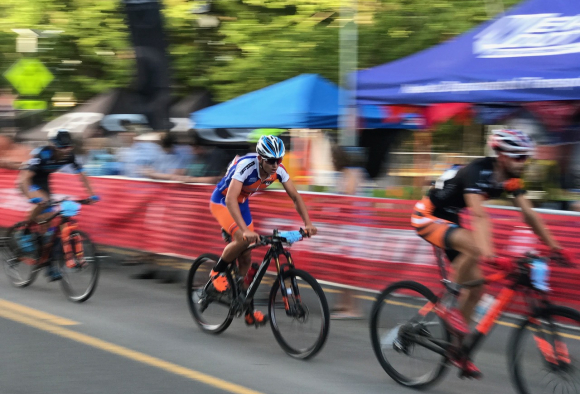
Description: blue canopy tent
xmin=192 ymin=74 xmax=423 ymax=130
xmin=356 ymin=0 xmax=580 ymax=105
xmin=192 ymin=74 xmax=340 ymax=129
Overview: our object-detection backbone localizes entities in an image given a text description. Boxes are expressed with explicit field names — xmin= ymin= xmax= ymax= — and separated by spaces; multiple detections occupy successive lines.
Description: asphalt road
xmin=0 ymin=252 xmax=577 ymax=394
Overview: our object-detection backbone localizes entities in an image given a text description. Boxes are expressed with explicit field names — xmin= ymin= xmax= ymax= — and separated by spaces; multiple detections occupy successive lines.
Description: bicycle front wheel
xmin=2 ymin=223 xmax=39 ymax=288
xmin=58 ymin=231 xmax=99 ymax=302
xmin=187 ymin=253 xmax=234 ymax=334
xmin=269 ymin=268 xmax=330 ymax=359
xmin=509 ymin=305 xmax=580 ymax=394
xmin=370 ymin=281 xmax=449 ymax=389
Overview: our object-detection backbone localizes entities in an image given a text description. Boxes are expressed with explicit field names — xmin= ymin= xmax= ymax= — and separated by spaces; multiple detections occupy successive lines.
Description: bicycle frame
xmin=411 ymin=249 xmax=569 ymax=367
xmin=20 ymin=199 xmax=88 ymax=267
xmin=229 ymin=231 xmax=300 ymax=315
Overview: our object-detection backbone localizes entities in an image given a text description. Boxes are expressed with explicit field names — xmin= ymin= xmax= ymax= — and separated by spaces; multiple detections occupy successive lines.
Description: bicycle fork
xmin=530 ymin=317 xmax=571 ymax=366
xmin=277 ymin=256 xmax=306 ymax=320
xmin=60 ymin=221 xmax=84 ymax=266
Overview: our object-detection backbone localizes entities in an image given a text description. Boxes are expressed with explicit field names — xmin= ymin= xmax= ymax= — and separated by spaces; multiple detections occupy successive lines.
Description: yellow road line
xmin=321 ymin=287 xmax=342 ymax=294
xmin=0 ymin=308 xmax=264 ymax=394
xmin=156 ymin=261 xmax=192 ymax=271
xmin=0 ymin=299 xmax=78 ymax=326
xmin=97 ymin=246 xmax=138 ymax=257
xmin=355 ymin=295 xmax=377 ymax=302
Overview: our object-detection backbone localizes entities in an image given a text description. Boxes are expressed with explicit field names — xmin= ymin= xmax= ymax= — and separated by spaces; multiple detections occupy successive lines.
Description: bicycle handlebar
xmin=490 ymin=252 xmax=574 ymax=273
xmin=252 ymin=228 xmax=309 ymax=247
xmin=48 ymin=198 xmax=94 ymax=206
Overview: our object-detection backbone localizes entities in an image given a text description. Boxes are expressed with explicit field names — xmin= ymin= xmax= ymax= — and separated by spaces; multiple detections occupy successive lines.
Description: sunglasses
xmin=511 ymin=155 xmax=529 ymax=162
xmin=265 ymin=158 xmax=282 ymax=165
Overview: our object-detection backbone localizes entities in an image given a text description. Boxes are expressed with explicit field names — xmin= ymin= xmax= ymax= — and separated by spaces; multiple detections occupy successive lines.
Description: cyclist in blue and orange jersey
xmin=18 ymin=129 xmax=99 ymax=281
xmin=209 ymin=135 xmax=317 ymax=327
xmin=411 ymin=129 xmax=572 ymax=378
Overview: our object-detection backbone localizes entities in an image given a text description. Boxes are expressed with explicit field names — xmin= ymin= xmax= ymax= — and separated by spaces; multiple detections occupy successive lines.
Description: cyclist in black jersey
xmin=411 ymin=129 xmax=571 ymax=378
xmin=18 ymin=129 xmax=99 ymax=280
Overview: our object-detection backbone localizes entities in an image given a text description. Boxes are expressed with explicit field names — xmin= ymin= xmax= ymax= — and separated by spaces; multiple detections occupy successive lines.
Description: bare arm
xmin=282 ymin=179 xmax=317 ymax=235
xmin=225 ymin=179 xmax=251 ymax=234
xmin=514 ymin=194 xmax=559 ymax=249
xmin=143 ymin=166 xmax=186 ymax=181
xmin=465 ymin=193 xmax=494 ymax=258
xmin=0 ymin=159 xmax=24 ymax=170
xmin=145 ymin=171 xmax=181 ymax=181
xmin=180 ymin=175 xmax=222 ymax=184
xmin=79 ymin=172 xmax=95 ymax=197
xmin=18 ymin=170 xmax=35 ymax=199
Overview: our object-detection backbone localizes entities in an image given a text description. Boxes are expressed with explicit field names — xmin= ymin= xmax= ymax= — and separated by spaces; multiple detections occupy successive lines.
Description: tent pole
xmin=339 ymin=0 xmax=358 ymax=147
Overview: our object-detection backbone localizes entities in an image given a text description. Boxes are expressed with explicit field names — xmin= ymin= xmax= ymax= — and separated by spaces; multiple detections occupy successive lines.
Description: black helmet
xmin=50 ymin=129 xmax=73 ymax=148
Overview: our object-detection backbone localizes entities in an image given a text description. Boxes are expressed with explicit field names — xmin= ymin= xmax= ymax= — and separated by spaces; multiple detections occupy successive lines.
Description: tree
xmin=0 ymin=0 xmax=133 ymax=103
xmin=358 ymin=0 xmax=521 ymax=69
xmin=0 ymin=0 xmax=524 ymax=108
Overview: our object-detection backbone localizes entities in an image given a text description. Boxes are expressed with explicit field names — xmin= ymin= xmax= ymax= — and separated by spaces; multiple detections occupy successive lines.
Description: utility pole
xmin=338 ymin=0 xmax=358 ymax=147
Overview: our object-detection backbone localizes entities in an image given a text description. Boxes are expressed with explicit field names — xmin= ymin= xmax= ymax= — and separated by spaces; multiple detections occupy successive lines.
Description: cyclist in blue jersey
xmin=18 ymin=129 xmax=99 ymax=280
xmin=209 ymin=135 xmax=317 ymax=327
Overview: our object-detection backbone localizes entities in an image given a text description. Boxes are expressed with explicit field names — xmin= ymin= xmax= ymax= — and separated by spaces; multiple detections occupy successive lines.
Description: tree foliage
xmin=0 ymin=0 xmax=522 ymax=106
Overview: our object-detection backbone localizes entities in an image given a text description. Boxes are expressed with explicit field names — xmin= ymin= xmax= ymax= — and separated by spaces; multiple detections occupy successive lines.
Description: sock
xmin=213 ymin=258 xmax=231 ymax=273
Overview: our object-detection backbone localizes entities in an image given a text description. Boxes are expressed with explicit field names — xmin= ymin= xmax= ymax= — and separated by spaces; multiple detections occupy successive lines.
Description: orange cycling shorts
xmin=210 ymin=200 xmax=254 ymax=236
xmin=411 ymin=197 xmax=459 ymax=250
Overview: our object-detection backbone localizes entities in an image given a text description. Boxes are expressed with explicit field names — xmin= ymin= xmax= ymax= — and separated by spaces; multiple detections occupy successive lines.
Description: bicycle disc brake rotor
xmin=289 ymin=300 xmax=309 ymax=323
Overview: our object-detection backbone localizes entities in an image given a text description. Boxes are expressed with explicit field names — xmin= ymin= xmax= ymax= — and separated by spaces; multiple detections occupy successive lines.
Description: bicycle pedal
xmin=249 ymin=319 xmax=268 ymax=328
xmin=458 ymin=370 xmax=482 ymax=380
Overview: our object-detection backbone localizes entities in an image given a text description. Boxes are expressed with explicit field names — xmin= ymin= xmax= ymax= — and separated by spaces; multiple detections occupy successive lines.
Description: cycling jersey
xmin=211 ymin=154 xmax=290 ymax=205
xmin=412 ymin=157 xmax=525 ymax=253
xmin=210 ymin=154 xmax=290 ymax=236
xmin=428 ymin=157 xmax=525 ymax=222
xmin=25 ymin=146 xmax=83 ymax=194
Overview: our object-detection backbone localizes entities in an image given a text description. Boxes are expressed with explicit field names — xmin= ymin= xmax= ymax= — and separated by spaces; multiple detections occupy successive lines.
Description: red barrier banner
xmin=0 ymin=170 xmax=579 ymax=311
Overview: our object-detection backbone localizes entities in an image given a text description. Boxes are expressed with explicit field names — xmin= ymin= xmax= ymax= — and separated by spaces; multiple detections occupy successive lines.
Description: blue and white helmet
xmin=256 ymin=135 xmax=285 ymax=159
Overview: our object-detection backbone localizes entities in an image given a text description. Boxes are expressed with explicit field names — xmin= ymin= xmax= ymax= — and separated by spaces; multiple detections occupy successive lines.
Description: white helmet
xmin=488 ymin=129 xmax=535 ymax=157
xmin=256 ymin=135 xmax=285 ymax=159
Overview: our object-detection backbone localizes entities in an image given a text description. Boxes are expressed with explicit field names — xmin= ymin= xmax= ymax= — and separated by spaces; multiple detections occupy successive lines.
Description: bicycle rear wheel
xmin=57 ymin=231 xmax=99 ymax=302
xmin=187 ymin=253 xmax=234 ymax=334
xmin=269 ymin=268 xmax=330 ymax=359
xmin=509 ymin=305 xmax=580 ymax=394
xmin=2 ymin=223 xmax=39 ymax=288
xmin=370 ymin=281 xmax=450 ymax=389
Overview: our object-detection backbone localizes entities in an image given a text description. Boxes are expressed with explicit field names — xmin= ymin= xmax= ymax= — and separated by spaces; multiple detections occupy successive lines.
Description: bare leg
xmin=220 ymin=229 xmax=251 ymax=263
xmin=26 ymin=189 xmax=50 ymax=223
xmin=447 ymin=228 xmax=484 ymax=322
xmin=237 ymin=249 xmax=253 ymax=291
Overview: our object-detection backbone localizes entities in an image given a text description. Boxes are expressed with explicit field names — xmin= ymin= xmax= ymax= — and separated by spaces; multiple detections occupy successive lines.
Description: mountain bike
xmin=370 ymin=247 xmax=579 ymax=394
xmin=0 ymin=198 xmax=99 ymax=302
xmin=187 ymin=228 xmax=330 ymax=360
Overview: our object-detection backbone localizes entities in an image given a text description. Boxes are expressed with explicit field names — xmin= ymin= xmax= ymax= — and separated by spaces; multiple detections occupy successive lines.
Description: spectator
xmin=145 ymin=132 xmax=187 ymax=180
xmin=117 ymin=130 xmax=163 ymax=178
xmin=172 ymin=134 xmax=195 ymax=170
xmin=0 ymin=135 xmax=29 ymax=170
xmin=329 ymin=143 xmax=368 ymax=320
xmin=178 ymin=131 xmax=230 ymax=184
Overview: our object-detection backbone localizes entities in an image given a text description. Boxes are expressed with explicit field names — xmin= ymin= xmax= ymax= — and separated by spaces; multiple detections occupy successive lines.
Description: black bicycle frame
xmin=238 ymin=240 xmax=297 ymax=308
